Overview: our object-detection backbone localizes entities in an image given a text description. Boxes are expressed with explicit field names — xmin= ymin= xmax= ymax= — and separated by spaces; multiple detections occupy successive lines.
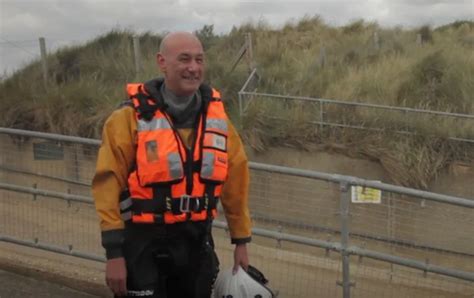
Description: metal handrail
xmin=248 ymin=162 xmax=474 ymax=208
xmin=1 ymin=127 xmax=472 ymax=208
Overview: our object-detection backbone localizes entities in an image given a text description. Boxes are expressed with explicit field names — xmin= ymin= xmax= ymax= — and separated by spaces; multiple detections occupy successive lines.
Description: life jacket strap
xmin=205 ymin=184 xmax=217 ymax=218
xmin=119 ymin=190 xmax=218 ymax=224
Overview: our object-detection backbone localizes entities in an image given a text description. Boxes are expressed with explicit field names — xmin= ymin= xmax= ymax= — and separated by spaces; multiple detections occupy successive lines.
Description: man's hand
xmin=106 ymin=257 xmax=127 ymax=296
xmin=233 ymin=243 xmax=249 ymax=274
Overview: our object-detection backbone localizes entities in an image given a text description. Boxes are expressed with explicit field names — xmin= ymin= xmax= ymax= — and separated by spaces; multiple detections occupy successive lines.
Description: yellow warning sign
xmin=351 ymin=185 xmax=382 ymax=204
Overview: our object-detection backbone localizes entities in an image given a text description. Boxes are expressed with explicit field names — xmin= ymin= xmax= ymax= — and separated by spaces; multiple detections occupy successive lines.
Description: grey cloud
xmin=395 ymin=0 xmax=470 ymax=5
xmin=1 ymin=0 xmax=472 ymax=75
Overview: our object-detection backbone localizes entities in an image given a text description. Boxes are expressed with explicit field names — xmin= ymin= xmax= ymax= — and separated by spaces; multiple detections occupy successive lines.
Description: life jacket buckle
xmin=179 ymin=194 xmax=191 ymax=213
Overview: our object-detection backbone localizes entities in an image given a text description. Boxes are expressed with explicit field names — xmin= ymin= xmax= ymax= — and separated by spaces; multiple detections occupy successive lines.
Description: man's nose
xmin=187 ymin=60 xmax=200 ymax=72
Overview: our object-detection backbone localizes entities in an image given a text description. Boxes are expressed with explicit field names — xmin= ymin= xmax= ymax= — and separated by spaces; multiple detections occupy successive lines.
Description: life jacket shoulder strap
xmin=199 ymin=82 xmax=222 ymax=103
xmin=126 ymin=83 xmax=159 ymax=121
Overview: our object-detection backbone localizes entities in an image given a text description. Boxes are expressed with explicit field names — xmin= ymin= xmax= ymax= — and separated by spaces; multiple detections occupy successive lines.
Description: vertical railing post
xmin=319 ymin=101 xmax=324 ymax=135
xmin=339 ymin=181 xmax=352 ymax=298
xmin=32 ymin=183 xmax=37 ymax=201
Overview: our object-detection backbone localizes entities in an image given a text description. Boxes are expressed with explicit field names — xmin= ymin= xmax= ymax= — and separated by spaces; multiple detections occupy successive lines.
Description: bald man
xmin=93 ymin=32 xmax=252 ymax=297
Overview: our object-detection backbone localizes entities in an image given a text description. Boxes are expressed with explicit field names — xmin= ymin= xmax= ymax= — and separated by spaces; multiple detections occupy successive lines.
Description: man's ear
xmin=157 ymin=52 xmax=166 ymax=73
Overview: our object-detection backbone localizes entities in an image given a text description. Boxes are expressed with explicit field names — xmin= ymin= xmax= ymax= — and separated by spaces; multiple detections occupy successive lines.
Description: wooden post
xmin=133 ymin=36 xmax=141 ymax=78
xmin=374 ymin=32 xmax=380 ymax=51
xmin=245 ymin=32 xmax=254 ymax=70
xmin=318 ymin=46 xmax=326 ymax=68
xmin=416 ymin=33 xmax=423 ymax=46
xmin=39 ymin=37 xmax=48 ymax=86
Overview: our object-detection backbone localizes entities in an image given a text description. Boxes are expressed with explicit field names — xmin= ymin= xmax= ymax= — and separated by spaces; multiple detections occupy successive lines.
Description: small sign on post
xmin=351 ymin=185 xmax=382 ymax=204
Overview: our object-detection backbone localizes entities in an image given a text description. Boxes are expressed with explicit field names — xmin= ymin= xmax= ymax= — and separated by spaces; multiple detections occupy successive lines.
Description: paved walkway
xmin=0 ymin=269 xmax=99 ymax=298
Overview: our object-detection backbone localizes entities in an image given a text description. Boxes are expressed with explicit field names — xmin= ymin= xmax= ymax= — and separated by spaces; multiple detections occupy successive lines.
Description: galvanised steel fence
xmin=0 ymin=127 xmax=473 ymax=298
xmin=238 ymin=68 xmax=474 ymax=144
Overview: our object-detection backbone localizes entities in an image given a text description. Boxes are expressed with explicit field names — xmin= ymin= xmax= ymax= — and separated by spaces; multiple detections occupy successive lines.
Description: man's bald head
xmin=156 ymin=31 xmax=205 ymax=96
xmin=159 ymin=32 xmax=203 ymax=56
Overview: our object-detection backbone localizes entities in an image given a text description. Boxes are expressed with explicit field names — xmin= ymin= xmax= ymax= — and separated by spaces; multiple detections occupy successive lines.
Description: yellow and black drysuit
xmin=92 ymin=78 xmax=251 ymax=297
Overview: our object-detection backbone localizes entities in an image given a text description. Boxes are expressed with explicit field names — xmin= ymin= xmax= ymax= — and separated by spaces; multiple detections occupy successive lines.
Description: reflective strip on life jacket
xmin=137 ymin=118 xmax=171 ymax=131
xmin=120 ymin=197 xmax=133 ymax=210
xmin=201 ymin=150 xmax=228 ymax=181
xmin=200 ymin=100 xmax=229 ymax=182
xmin=121 ymin=211 xmax=132 ymax=221
xmin=206 ymin=119 xmax=228 ymax=134
xmin=203 ymin=132 xmax=226 ymax=151
xmin=201 ymin=152 xmax=215 ymax=179
xmin=167 ymin=152 xmax=183 ymax=180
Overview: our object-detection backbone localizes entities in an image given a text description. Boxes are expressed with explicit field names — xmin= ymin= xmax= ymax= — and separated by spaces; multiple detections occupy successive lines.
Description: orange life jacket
xmin=119 ymin=82 xmax=229 ymax=225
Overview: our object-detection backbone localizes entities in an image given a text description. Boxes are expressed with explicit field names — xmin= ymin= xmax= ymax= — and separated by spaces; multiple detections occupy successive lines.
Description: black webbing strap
xmin=205 ymin=185 xmax=217 ymax=218
xmin=124 ymin=184 xmax=218 ymax=224
xmin=131 ymin=85 xmax=166 ymax=121
xmin=131 ymin=196 xmax=209 ymax=215
xmin=127 ymin=185 xmax=170 ymax=224
xmin=152 ymin=185 xmax=170 ymax=213
xmin=133 ymin=92 xmax=156 ymax=121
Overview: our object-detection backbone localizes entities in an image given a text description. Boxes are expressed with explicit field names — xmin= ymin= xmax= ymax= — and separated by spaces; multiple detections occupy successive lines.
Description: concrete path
xmin=0 ymin=269 xmax=99 ymax=298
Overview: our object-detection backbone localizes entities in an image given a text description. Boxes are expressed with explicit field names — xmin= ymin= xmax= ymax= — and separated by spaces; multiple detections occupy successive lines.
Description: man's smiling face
xmin=157 ymin=33 xmax=205 ymax=96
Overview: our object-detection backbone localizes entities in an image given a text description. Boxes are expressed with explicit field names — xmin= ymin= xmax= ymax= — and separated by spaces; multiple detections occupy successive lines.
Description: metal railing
xmin=238 ymin=69 xmax=474 ymax=144
xmin=1 ymin=127 xmax=474 ymax=297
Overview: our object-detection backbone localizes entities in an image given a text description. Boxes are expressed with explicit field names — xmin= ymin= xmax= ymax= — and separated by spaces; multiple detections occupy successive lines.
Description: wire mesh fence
xmin=238 ymin=70 xmax=474 ymax=144
xmin=1 ymin=128 xmax=473 ymax=297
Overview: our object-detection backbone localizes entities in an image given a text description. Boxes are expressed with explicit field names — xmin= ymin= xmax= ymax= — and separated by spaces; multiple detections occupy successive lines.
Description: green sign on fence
xmin=33 ymin=141 xmax=64 ymax=160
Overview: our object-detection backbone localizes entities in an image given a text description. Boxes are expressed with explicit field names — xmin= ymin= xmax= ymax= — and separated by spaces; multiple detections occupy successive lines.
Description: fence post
xmin=32 ymin=183 xmax=37 ymax=201
xmin=339 ymin=181 xmax=352 ymax=298
xmin=318 ymin=46 xmax=326 ymax=68
xmin=416 ymin=33 xmax=423 ymax=46
xmin=133 ymin=36 xmax=141 ymax=78
xmin=319 ymin=101 xmax=324 ymax=134
xmin=374 ymin=32 xmax=380 ymax=51
xmin=238 ymin=92 xmax=243 ymax=118
xmin=38 ymin=37 xmax=48 ymax=86
xmin=245 ymin=32 xmax=254 ymax=71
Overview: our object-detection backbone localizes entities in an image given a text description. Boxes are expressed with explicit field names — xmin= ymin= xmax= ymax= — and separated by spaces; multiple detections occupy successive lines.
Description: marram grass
xmin=1 ymin=18 xmax=473 ymax=188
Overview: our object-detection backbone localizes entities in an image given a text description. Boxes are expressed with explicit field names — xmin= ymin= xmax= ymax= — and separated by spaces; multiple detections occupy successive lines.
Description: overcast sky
xmin=0 ymin=0 xmax=473 ymax=76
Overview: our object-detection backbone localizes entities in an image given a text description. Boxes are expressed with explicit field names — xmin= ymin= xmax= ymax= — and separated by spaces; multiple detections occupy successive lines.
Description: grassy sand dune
xmin=1 ymin=18 xmax=473 ymax=188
